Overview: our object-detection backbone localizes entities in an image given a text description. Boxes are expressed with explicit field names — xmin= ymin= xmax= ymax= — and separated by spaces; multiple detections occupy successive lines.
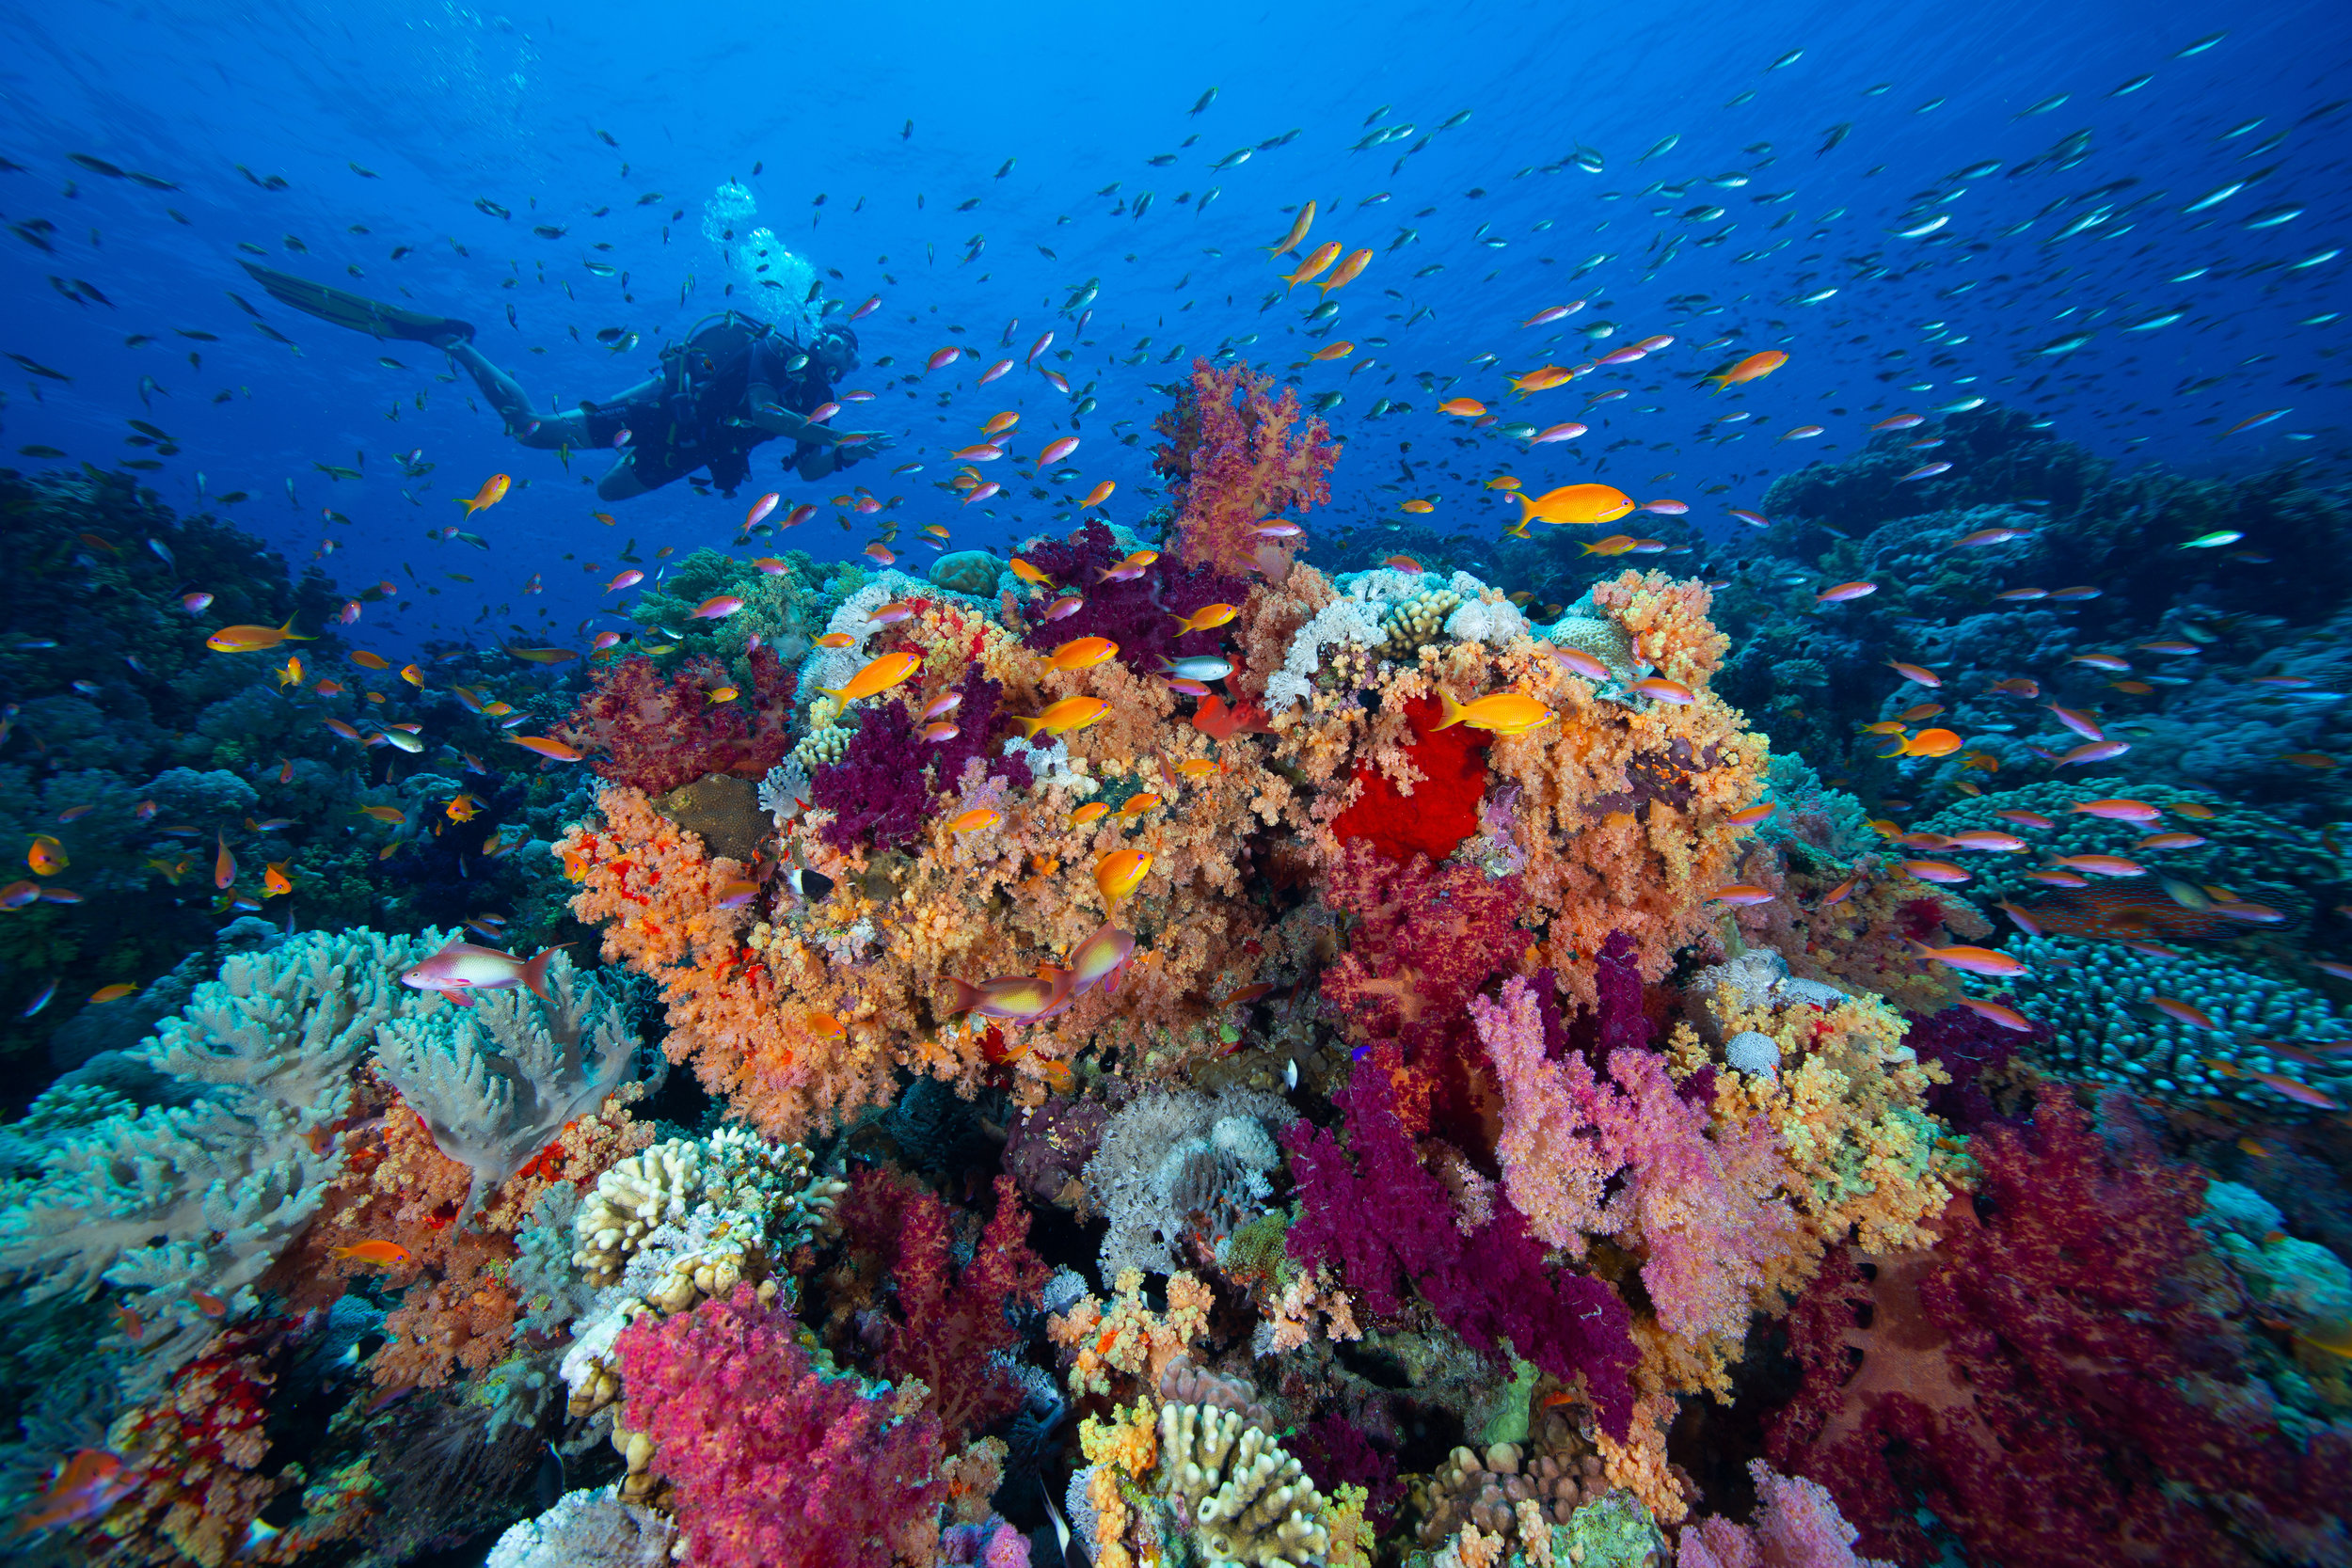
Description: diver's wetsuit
xmin=447 ymin=312 xmax=877 ymax=500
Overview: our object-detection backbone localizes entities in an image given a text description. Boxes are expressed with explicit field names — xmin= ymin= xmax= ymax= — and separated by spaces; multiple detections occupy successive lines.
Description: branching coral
xmin=1152 ymin=358 xmax=1338 ymax=578
xmin=1155 ymin=1402 xmax=1334 ymax=1566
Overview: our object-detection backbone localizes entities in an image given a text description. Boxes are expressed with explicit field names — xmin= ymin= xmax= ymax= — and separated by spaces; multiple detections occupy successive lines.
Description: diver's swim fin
xmin=237 ymin=261 xmax=475 ymax=344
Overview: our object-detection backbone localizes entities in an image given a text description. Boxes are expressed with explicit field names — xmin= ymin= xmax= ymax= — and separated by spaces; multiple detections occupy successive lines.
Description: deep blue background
xmin=1 ymin=0 xmax=2344 ymax=656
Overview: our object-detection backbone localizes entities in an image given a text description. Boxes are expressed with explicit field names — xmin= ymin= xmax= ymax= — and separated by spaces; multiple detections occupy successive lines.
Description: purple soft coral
xmin=809 ymin=698 xmax=930 ymax=852
xmin=1284 ymin=1057 xmax=1640 ymax=1439
xmin=1013 ymin=519 xmax=1250 ymax=678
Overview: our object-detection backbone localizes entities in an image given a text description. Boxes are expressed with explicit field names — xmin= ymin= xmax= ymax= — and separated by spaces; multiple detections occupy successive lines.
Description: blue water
xmin=4 ymin=0 xmax=2342 ymax=654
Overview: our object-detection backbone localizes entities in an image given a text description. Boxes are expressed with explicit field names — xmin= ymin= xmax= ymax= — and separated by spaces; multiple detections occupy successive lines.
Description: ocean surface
xmin=0 ymin=1 xmax=2348 ymax=1564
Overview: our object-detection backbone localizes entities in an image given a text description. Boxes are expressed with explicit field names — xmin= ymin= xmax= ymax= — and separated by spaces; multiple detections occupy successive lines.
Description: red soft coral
xmin=1768 ymin=1085 xmax=2352 ymax=1567
xmin=855 ymin=1170 xmax=1052 ymax=1444
xmin=616 ymin=1282 xmax=946 ymax=1568
xmin=556 ymin=645 xmax=797 ymax=796
xmin=1319 ymin=839 xmax=1524 ymax=1137
xmin=1152 ymin=358 xmax=1338 ymax=577
xmin=1330 ymin=694 xmax=1490 ymax=864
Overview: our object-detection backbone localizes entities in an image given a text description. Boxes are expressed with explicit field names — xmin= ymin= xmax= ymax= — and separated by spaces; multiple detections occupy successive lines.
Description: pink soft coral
xmin=1474 ymin=974 xmax=1797 ymax=1344
xmin=1152 ymin=357 xmax=1338 ymax=577
xmin=1678 ymin=1461 xmax=1896 ymax=1568
xmin=615 ymin=1282 xmax=946 ymax=1568
xmin=835 ymin=1170 xmax=1052 ymax=1444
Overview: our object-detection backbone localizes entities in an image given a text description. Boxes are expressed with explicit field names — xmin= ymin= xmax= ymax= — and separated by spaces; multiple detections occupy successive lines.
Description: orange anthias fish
xmin=1517 ymin=483 xmax=1634 ymax=531
xmin=509 ymin=736 xmax=587 ymax=762
xmin=1049 ymin=636 xmax=1119 ymax=672
xmin=214 ymin=832 xmax=236 ymax=890
xmin=1281 ymin=240 xmax=1343 ymax=292
xmin=1014 ymin=695 xmax=1110 ymax=738
xmin=1705 ymin=350 xmax=1788 ymax=390
xmin=1170 ymin=603 xmax=1240 ymax=634
xmin=1883 ymin=727 xmax=1963 ymax=759
xmin=330 ymin=1240 xmax=414 ymax=1268
xmin=1096 ymin=848 xmax=1152 ymax=905
xmin=461 ymin=473 xmax=511 ymax=515
xmin=822 ymin=650 xmax=922 ymax=703
xmin=14 ymin=1448 xmax=138 ymax=1538
xmin=206 ymin=617 xmax=312 ymax=654
xmin=1434 ymin=689 xmax=1554 ymax=736
xmin=1581 ymin=534 xmax=1640 ymax=557
xmin=26 ymin=835 xmax=67 ymax=877
xmin=1318 ymin=248 xmax=1372 ymax=295
xmin=1511 ymin=364 xmax=1574 ymax=396
xmin=1263 ymin=199 xmax=1315 ymax=258
xmin=262 ymin=862 xmax=293 ymax=897
xmin=949 ymin=807 xmax=1001 ymax=834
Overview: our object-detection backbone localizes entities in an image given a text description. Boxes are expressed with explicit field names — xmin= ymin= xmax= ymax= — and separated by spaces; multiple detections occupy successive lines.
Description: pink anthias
xmin=1473 ymin=976 xmax=1799 ymax=1344
xmin=399 ymin=939 xmax=562 ymax=1006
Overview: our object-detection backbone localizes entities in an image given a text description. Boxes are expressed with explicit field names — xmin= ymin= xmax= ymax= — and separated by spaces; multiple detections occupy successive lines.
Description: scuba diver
xmin=238 ymin=261 xmax=890 ymax=502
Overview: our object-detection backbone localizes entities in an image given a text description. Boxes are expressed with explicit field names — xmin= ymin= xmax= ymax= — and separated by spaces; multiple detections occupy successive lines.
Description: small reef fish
xmin=330 ymin=1240 xmax=414 ymax=1268
xmin=1014 ymin=695 xmax=1110 ymax=737
xmin=1909 ymin=942 xmax=2029 ymax=976
xmin=1170 ymin=603 xmax=1241 ymax=634
xmin=1883 ymin=728 xmax=1963 ymax=759
xmin=1095 ymin=848 xmax=1152 ymax=905
xmin=207 ymin=618 xmax=311 ymax=653
xmin=1433 ymin=690 xmax=1554 ymax=736
xmin=1516 ymin=483 xmax=1633 ymax=527
xmin=400 ymin=939 xmax=562 ymax=1005
xmin=460 ymin=473 xmax=510 ymax=515
xmin=822 ymin=651 xmax=922 ymax=702
xmin=1706 ymin=350 xmax=1787 ymax=389
xmin=1050 ymin=637 xmax=1119 ymax=671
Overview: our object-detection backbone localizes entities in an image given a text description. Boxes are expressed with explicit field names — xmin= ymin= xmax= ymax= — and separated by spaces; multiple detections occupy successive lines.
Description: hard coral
xmin=615 ymin=1282 xmax=948 ymax=1568
xmin=1768 ymin=1085 xmax=2352 ymax=1567
xmin=1152 ymin=358 xmax=1339 ymax=578
xmin=558 ymin=647 xmax=797 ymax=797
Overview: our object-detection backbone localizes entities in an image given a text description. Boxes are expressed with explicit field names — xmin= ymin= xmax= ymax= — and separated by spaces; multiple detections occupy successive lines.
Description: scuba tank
xmin=657 ymin=310 xmax=779 ymax=440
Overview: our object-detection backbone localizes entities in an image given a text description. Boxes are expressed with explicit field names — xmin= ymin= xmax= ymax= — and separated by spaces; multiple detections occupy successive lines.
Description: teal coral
xmin=2005 ymin=933 xmax=2350 ymax=1110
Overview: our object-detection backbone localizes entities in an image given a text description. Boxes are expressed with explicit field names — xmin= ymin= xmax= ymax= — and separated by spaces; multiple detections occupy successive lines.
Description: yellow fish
xmin=1705 ymin=350 xmax=1788 ymax=390
xmin=27 ymin=835 xmax=68 ymax=876
xmin=461 ymin=473 xmax=511 ymax=515
xmin=822 ymin=650 xmax=922 ymax=702
xmin=950 ymin=807 xmax=1001 ymax=834
xmin=1281 ymin=240 xmax=1343 ymax=292
xmin=1516 ymin=483 xmax=1634 ymax=528
xmin=206 ymin=617 xmax=311 ymax=654
xmin=1317 ymin=247 xmax=1371 ymax=295
xmin=262 ymin=862 xmax=293 ymax=896
xmin=274 ymin=656 xmax=304 ymax=689
xmin=1117 ymin=793 xmax=1163 ymax=822
xmin=1510 ymin=365 xmax=1573 ymax=396
xmin=1068 ymin=802 xmax=1111 ymax=829
xmin=1263 ymin=198 xmax=1315 ymax=258
xmin=1096 ymin=848 xmax=1152 ymax=905
xmin=1013 ymin=695 xmax=1109 ymax=738
xmin=1580 ymin=534 xmax=1640 ymax=556
xmin=1009 ymin=557 xmax=1054 ymax=588
xmin=1049 ymin=636 xmax=1119 ymax=672
xmin=1170 ymin=603 xmax=1240 ymax=634
xmin=1433 ymin=689 xmax=1556 ymax=736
